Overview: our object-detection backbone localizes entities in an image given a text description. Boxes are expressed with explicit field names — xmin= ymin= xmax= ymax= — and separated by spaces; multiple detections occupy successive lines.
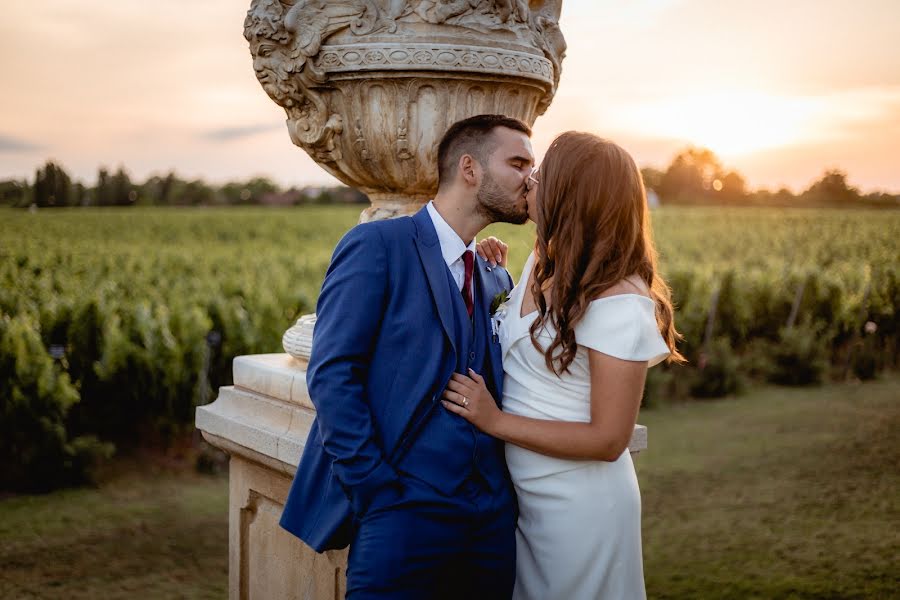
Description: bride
xmin=441 ymin=132 xmax=684 ymax=599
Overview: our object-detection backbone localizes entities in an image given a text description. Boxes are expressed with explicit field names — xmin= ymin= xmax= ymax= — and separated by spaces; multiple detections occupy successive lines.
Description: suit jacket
xmin=279 ymin=206 xmax=514 ymax=552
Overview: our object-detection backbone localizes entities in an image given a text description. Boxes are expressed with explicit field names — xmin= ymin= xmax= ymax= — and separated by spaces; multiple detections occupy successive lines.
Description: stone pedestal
xmin=196 ymin=353 xmax=647 ymax=600
xmin=196 ymin=354 xmax=348 ymax=599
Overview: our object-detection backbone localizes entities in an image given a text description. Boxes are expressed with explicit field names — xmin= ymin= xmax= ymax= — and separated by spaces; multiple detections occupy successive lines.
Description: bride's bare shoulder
xmin=596 ymin=275 xmax=651 ymax=300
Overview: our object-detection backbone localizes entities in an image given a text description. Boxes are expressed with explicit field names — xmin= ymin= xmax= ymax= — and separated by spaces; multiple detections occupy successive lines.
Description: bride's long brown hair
xmin=529 ymin=132 xmax=685 ymax=374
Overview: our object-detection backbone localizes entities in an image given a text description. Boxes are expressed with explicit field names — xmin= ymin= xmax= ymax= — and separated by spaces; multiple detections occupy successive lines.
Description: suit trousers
xmin=346 ymin=472 xmax=517 ymax=600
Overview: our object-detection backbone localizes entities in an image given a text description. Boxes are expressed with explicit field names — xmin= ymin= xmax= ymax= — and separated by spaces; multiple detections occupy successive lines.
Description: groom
xmin=280 ymin=114 xmax=534 ymax=598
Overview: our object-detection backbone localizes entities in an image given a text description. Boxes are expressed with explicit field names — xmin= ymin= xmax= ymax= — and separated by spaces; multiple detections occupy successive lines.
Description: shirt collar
xmin=426 ymin=200 xmax=476 ymax=268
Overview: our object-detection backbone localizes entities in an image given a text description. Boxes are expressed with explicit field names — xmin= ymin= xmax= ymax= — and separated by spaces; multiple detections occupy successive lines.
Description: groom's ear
xmin=459 ymin=154 xmax=479 ymax=187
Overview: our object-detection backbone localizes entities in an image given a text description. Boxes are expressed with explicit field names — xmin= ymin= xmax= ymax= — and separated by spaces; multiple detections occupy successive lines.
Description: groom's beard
xmin=476 ymin=171 xmax=529 ymax=225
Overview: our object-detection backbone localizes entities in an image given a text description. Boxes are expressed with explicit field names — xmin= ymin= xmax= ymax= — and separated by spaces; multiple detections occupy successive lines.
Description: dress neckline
xmin=512 ymin=251 xmax=655 ymax=322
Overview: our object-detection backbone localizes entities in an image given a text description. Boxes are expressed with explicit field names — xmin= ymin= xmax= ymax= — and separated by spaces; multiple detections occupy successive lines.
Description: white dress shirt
xmin=426 ymin=201 xmax=476 ymax=304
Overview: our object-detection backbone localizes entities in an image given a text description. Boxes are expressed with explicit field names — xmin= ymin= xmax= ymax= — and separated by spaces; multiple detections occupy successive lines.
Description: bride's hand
xmin=476 ymin=236 xmax=509 ymax=268
xmin=441 ymin=369 xmax=502 ymax=433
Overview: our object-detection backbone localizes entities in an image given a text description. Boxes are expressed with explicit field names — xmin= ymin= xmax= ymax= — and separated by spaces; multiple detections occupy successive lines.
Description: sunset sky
xmin=2 ymin=0 xmax=899 ymax=193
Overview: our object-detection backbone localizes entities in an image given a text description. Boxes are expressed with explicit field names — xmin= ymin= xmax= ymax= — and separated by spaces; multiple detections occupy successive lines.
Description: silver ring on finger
xmin=462 ymin=396 xmax=469 ymax=408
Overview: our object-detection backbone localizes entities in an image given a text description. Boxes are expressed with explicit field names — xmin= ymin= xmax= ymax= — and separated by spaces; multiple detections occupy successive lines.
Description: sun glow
xmin=618 ymin=90 xmax=823 ymax=158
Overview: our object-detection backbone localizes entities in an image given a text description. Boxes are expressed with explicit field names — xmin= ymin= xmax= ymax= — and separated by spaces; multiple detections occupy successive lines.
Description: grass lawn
xmin=637 ymin=374 xmax=899 ymax=599
xmin=1 ymin=376 xmax=896 ymax=599
xmin=0 ymin=463 xmax=228 ymax=599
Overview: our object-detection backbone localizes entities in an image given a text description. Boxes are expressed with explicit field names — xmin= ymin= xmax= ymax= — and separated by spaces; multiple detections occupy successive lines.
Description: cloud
xmin=200 ymin=123 xmax=283 ymax=142
xmin=0 ymin=134 xmax=43 ymax=153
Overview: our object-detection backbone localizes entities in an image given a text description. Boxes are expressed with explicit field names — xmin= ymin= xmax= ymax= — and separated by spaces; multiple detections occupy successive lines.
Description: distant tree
xmin=657 ymin=148 xmax=754 ymax=205
xmin=717 ymin=170 xmax=747 ymax=202
xmin=71 ymin=182 xmax=88 ymax=206
xmin=95 ymin=168 xmax=114 ymax=206
xmin=860 ymin=191 xmax=900 ymax=209
xmin=219 ymin=176 xmax=280 ymax=205
xmin=659 ymin=147 xmax=723 ymax=203
xmin=159 ymin=172 xmax=178 ymax=205
xmin=0 ymin=179 xmax=28 ymax=207
xmin=111 ymin=167 xmax=135 ymax=206
xmin=749 ymin=187 xmax=796 ymax=207
xmin=139 ymin=171 xmax=181 ymax=205
xmin=92 ymin=166 xmax=136 ymax=206
xmin=246 ymin=176 xmax=280 ymax=201
xmin=176 ymin=179 xmax=215 ymax=205
xmin=802 ymin=169 xmax=860 ymax=205
xmin=33 ymin=161 xmax=72 ymax=207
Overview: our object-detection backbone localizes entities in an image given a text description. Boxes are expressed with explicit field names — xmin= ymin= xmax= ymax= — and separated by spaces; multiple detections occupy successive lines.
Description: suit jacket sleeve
xmin=306 ymin=224 xmax=400 ymax=516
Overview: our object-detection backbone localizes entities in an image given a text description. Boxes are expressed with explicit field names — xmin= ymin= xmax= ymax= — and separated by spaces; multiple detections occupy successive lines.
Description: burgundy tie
xmin=462 ymin=250 xmax=474 ymax=318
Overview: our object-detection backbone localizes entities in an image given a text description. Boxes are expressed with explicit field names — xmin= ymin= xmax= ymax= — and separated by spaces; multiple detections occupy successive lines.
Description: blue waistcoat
xmin=395 ymin=262 xmax=507 ymax=495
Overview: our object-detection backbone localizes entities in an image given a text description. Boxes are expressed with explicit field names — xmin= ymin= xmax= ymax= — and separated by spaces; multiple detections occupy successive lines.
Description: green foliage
xmin=219 ymin=176 xmax=281 ymax=205
xmin=0 ymin=206 xmax=354 ymax=490
xmin=690 ymin=337 xmax=745 ymax=397
xmin=656 ymin=147 xmax=749 ymax=204
xmin=646 ymin=147 xmax=899 ymax=208
xmin=802 ymin=169 xmax=859 ymax=205
xmin=0 ymin=205 xmax=898 ymax=491
xmin=0 ymin=314 xmax=113 ymax=492
xmin=33 ymin=160 xmax=72 ymax=207
xmin=767 ymin=325 xmax=831 ymax=385
xmin=849 ymin=334 xmax=881 ymax=380
xmin=0 ymin=178 xmax=29 ymax=206
xmin=94 ymin=166 xmax=135 ymax=206
xmin=485 ymin=205 xmax=900 ymax=398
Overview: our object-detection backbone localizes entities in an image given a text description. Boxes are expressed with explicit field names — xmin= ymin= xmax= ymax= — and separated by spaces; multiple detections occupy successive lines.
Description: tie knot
xmin=462 ymin=249 xmax=474 ymax=269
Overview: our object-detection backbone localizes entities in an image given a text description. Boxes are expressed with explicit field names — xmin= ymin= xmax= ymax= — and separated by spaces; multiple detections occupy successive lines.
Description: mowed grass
xmin=637 ymin=375 xmax=899 ymax=599
xmin=0 ymin=465 xmax=228 ymax=599
xmin=1 ymin=377 xmax=896 ymax=599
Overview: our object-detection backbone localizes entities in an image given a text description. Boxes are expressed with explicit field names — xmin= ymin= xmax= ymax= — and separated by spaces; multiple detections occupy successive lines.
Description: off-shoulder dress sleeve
xmin=574 ymin=296 xmax=670 ymax=367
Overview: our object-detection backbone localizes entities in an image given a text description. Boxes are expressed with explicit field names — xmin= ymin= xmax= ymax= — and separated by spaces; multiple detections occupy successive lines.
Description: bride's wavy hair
xmin=529 ymin=132 xmax=685 ymax=375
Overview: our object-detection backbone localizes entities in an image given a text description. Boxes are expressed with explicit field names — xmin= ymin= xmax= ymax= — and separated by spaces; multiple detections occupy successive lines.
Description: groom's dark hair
xmin=437 ymin=114 xmax=531 ymax=188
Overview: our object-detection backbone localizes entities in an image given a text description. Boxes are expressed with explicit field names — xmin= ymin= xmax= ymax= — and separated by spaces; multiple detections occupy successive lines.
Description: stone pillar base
xmin=196 ymin=354 xmax=348 ymax=599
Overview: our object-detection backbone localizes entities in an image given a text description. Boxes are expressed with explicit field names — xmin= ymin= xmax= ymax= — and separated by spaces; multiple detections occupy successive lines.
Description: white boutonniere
xmin=490 ymin=290 xmax=510 ymax=342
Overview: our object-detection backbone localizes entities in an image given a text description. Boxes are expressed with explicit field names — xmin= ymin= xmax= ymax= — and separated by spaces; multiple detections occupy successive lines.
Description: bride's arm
xmin=442 ymin=351 xmax=646 ymax=462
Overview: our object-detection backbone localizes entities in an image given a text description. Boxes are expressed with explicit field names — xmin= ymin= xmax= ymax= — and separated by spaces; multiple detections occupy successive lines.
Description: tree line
xmin=0 ymin=164 xmax=367 ymax=208
xmin=640 ymin=148 xmax=899 ymax=209
xmin=1 ymin=149 xmax=898 ymax=209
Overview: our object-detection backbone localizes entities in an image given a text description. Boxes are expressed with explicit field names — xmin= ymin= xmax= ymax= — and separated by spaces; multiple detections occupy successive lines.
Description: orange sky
xmin=1 ymin=0 xmax=898 ymax=193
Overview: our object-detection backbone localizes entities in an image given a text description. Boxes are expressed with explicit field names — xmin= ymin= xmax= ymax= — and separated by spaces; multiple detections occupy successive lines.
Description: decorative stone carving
xmin=281 ymin=314 xmax=315 ymax=363
xmin=244 ymin=0 xmax=566 ymax=222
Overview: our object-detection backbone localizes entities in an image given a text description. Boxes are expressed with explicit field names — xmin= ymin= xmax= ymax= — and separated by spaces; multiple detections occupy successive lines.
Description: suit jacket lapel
xmin=413 ymin=208 xmax=456 ymax=353
xmin=476 ymin=255 xmax=506 ymax=397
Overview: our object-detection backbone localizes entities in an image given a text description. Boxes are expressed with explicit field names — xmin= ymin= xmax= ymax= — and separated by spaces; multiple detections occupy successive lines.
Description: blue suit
xmin=280 ymin=207 xmax=516 ymax=598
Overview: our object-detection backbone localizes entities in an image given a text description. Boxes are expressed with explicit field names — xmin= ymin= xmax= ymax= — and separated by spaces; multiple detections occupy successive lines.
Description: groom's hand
xmin=476 ymin=236 xmax=509 ymax=268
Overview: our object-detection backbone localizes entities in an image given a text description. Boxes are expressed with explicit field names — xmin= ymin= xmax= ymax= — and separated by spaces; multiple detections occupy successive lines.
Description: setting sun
xmin=618 ymin=90 xmax=818 ymax=158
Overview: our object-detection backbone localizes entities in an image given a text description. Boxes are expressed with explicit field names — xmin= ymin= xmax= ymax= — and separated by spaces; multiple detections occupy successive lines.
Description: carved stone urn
xmin=245 ymin=0 xmax=566 ymax=222
xmin=243 ymin=0 xmax=567 ymax=360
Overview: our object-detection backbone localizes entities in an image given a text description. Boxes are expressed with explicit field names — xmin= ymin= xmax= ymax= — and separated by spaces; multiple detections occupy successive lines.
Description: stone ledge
xmin=233 ymin=353 xmax=312 ymax=409
xmin=199 ymin=354 xmax=648 ymax=474
xmin=196 ymin=385 xmax=315 ymax=476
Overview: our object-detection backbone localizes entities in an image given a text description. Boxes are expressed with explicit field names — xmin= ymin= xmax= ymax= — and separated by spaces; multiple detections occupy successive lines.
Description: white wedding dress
xmin=498 ymin=252 xmax=669 ymax=600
